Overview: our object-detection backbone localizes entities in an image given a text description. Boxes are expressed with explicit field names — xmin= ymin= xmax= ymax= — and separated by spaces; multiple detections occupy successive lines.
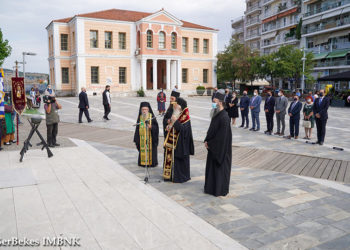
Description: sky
xmin=0 ymin=0 xmax=245 ymax=74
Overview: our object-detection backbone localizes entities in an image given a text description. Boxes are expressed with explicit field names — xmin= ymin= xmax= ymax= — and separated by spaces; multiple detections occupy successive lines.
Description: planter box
xmin=206 ymin=89 xmax=213 ymax=96
xmin=196 ymin=89 xmax=205 ymax=96
xmin=331 ymin=99 xmax=345 ymax=107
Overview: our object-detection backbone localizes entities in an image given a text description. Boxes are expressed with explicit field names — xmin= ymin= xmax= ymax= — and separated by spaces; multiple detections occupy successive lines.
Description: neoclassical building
xmin=46 ymin=8 xmax=218 ymax=95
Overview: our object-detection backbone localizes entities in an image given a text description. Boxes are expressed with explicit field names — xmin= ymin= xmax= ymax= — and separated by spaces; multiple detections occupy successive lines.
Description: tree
xmin=0 ymin=29 xmax=12 ymax=66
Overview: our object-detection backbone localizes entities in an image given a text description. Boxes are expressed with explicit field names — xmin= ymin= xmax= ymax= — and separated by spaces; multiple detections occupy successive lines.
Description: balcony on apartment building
xmin=246 ymin=2 xmax=262 ymax=15
xmin=263 ymin=0 xmax=301 ymax=19
xmin=245 ymin=29 xmax=261 ymax=40
xmin=262 ymin=18 xmax=298 ymax=34
xmin=263 ymin=0 xmax=278 ymax=6
xmin=303 ymin=16 xmax=350 ymax=35
xmin=232 ymin=27 xmax=245 ymax=35
xmin=262 ymin=35 xmax=299 ymax=48
xmin=314 ymin=57 xmax=350 ymax=68
xmin=246 ymin=16 xmax=261 ymax=27
xmin=307 ymin=41 xmax=350 ymax=54
xmin=304 ymin=0 xmax=350 ymax=18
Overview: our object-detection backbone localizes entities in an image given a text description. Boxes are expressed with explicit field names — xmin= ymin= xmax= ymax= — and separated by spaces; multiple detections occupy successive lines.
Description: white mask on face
xmin=254 ymin=92 xmax=258 ymax=96
xmin=278 ymin=92 xmax=282 ymax=96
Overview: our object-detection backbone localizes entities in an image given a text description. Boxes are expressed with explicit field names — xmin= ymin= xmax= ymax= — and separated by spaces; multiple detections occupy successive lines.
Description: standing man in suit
xmin=313 ymin=89 xmax=330 ymax=145
xmin=274 ymin=90 xmax=288 ymax=136
xmin=224 ymin=89 xmax=232 ymax=112
xmin=249 ymin=89 xmax=262 ymax=131
xmin=102 ymin=85 xmax=111 ymax=120
xmin=239 ymin=90 xmax=250 ymax=128
xmin=264 ymin=90 xmax=275 ymax=135
xmin=78 ymin=87 xmax=92 ymax=123
xmin=287 ymin=95 xmax=302 ymax=139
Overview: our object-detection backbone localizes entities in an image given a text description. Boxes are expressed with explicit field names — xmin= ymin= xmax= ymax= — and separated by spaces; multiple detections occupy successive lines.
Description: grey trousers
xmin=276 ymin=112 xmax=286 ymax=134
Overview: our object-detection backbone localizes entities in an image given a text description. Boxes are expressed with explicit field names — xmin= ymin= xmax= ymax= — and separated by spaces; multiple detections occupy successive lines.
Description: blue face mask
xmin=212 ymin=103 xmax=217 ymax=109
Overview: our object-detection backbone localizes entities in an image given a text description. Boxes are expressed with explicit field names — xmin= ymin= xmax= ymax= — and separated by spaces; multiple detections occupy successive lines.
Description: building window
xmin=72 ymin=32 xmax=75 ymax=51
xmin=119 ymin=67 xmax=126 ymax=84
xmin=193 ymin=38 xmax=199 ymax=53
xmin=61 ymin=67 xmax=69 ymax=84
xmin=182 ymin=37 xmax=188 ymax=52
xmin=147 ymin=30 xmax=153 ymax=48
xmin=118 ymin=32 xmax=126 ymax=50
xmin=203 ymin=39 xmax=209 ymax=54
xmin=91 ymin=66 xmax=99 ymax=84
xmin=159 ymin=31 xmax=166 ymax=49
xmin=105 ymin=31 xmax=112 ymax=49
xmin=203 ymin=69 xmax=208 ymax=83
xmin=60 ymin=34 xmax=68 ymax=51
xmin=90 ymin=30 xmax=98 ymax=48
xmin=182 ymin=68 xmax=188 ymax=83
xmin=171 ymin=32 xmax=177 ymax=49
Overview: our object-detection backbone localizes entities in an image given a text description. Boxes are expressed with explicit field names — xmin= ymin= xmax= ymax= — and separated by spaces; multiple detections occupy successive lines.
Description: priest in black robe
xmin=133 ymin=102 xmax=159 ymax=167
xmin=163 ymin=90 xmax=180 ymax=138
xmin=204 ymin=90 xmax=232 ymax=196
xmin=163 ymin=97 xmax=194 ymax=183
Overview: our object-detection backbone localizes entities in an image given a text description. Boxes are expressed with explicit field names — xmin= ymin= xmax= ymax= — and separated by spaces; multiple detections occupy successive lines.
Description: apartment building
xmin=245 ymin=0 xmax=262 ymax=51
xmin=302 ymin=0 xmax=350 ymax=86
xmin=231 ymin=16 xmax=245 ymax=43
xmin=46 ymin=8 xmax=218 ymax=96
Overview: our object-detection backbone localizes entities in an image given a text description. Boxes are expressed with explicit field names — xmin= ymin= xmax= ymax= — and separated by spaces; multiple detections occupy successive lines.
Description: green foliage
xmin=0 ymin=29 xmax=12 ymax=66
xmin=137 ymin=87 xmax=145 ymax=97
xmin=196 ymin=85 xmax=205 ymax=90
xmin=296 ymin=18 xmax=303 ymax=40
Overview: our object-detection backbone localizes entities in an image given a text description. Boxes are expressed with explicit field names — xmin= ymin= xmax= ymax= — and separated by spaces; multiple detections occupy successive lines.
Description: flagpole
xmin=15 ymin=61 xmax=19 ymax=145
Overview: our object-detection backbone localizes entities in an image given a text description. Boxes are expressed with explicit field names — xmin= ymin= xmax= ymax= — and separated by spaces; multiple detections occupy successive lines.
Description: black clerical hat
xmin=140 ymin=102 xmax=149 ymax=108
xmin=171 ymin=91 xmax=180 ymax=98
xmin=214 ymin=92 xmax=225 ymax=102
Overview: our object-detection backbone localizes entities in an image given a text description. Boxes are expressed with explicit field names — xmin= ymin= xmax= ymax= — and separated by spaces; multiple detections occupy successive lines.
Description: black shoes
xmin=254 ymin=129 xmax=260 ymax=132
xmin=54 ymin=143 xmax=60 ymax=147
xmin=249 ymin=128 xmax=255 ymax=131
xmin=88 ymin=120 xmax=93 ymax=123
xmin=239 ymin=125 xmax=244 ymax=128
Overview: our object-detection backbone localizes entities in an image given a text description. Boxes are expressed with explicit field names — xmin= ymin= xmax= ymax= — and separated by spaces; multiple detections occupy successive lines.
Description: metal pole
xmin=22 ymin=53 xmax=25 ymax=83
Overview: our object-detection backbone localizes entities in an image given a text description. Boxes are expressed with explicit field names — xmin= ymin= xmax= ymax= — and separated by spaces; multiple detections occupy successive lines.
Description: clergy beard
xmin=173 ymin=108 xmax=181 ymax=118
xmin=210 ymin=108 xmax=220 ymax=118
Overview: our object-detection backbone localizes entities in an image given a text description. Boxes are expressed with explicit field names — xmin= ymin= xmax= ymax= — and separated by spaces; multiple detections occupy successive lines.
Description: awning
xmin=313 ymin=35 xmax=330 ymax=45
xmin=322 ymin=9 xmax=343 ymax=20
xmin=261 ymin=31 xmax=277 ymax=40
xmin=313 ymin=52 xmax=329 ymax=60
xmin=318 ymin=70 xmax=350 ymax=81
xmin=326 ymin=49 xmax=350 ymax=59
xmin=329 ymin=29 xmax=350 ymax=39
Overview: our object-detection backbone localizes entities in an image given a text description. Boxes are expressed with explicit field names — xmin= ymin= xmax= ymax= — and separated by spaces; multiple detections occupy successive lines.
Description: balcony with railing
xmin=263 ymin=0 xmax=300 ymax=19
xmin=303 ymin=17 xmax=350 ymax=35
xmin=232 ymin=27 xmax=244 ymax=34
xmin=261 ymin=35 xmax=299 ymax=48
xmin=307 ymin=41 xmax=350 ymax=54
xmin=304 ymin=0 xmax=350 ymax=18
xmin=315 ymin=59 xmax=350 ymax=68
xmin=246 ymin=30 xmax=261 ymax=40
xmin=263 ymin=0 xmax=278 ymax=6
xmin=246 ymin=16 xmax=261 ymax=26
xmin=262 ymin=19 xmax=298 ymax=33
xmin=246 ymin=3 xmax=262 ymax=14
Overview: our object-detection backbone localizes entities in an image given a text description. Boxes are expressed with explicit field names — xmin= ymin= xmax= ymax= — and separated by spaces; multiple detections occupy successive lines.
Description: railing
xmin=262 ymin=35 xmax=298 ymax=48
xmin=232 ymin=28 xmax=244 ymax=34
xmin=246 ymin=4 xmax=261 ymax=13
xmin=307 ymin=41 xmax=350 ymax=54
xmin=304 ymin=0 xmax=350 ymax=18
xmin=246 ymin=31 xmax=261 ymax=39
xmin=263 ymin=1 xmax=300 ymax=19
xmin=315 ymin=59 xmax=350 ymax=67
xmin=246 ymin=17 xmax=260 ymax=26
xmin=262 ymin=19 xmax=298 ymax=33
xmin=304 ymin=17 xmax=350 ymax=34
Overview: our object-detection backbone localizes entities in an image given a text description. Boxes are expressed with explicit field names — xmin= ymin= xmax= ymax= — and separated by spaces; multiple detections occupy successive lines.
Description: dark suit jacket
xmin=239 ymin=96 xmax=250 ymax=111
xmin=224 ymin=94 xmax=232 ymax=109
xmin=264 ymin=96 xmax=275 ymax=113
xmin=288 ymin=101 xmax=302 ymax=119
xmin=313 ymin=97 xmax=330 ymax=120
xmin=78 ymin=91 xmax=89 ymax=109
xmin=102 ymin=90 xmax=109 ymax=105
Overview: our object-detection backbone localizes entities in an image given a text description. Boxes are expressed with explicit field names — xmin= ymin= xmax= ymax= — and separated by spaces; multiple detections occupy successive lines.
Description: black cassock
xmin=171 ymin=119 xmax=195 ymax=183
xmin=204 ymin=110 xmax=232 ymax=196
xmin=163 ymin=105 xmax=173 ymax=137
xmin=133 ymin=118 xmax=159 ymax=167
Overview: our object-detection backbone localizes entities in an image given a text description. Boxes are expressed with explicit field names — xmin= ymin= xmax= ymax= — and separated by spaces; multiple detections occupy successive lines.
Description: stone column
xmin=141 ymin=59 xmax=147 ymax=90
xmin=153 ymin=59 xmax=157 ymax=90
xmin=170 ymin=60 xmax=176 ymax=89
xmin=166 ymin=59 xmax=171 ymax=90
xmin=177 ymin=59 xmax=182 ymax=90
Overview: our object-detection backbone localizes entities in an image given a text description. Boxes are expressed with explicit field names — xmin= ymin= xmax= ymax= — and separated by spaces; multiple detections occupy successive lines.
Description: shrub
xmin=137 ymin=87 xmax=145 ymax=97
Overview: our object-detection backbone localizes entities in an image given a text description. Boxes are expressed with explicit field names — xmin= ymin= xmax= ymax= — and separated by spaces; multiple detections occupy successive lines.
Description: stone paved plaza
xmin=1 ymin=94 xmax=350 ymax=249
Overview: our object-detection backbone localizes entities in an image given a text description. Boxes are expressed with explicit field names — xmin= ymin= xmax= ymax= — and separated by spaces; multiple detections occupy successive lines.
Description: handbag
xmin=303 ymin=119 xmax=311 ymax=128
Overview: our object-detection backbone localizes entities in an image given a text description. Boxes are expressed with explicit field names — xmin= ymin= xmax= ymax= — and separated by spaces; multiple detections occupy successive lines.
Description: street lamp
xmin=22 ymin=52 xmax=37 ymax=84
xmin=301 ymin=48 xmax=306 ymax=94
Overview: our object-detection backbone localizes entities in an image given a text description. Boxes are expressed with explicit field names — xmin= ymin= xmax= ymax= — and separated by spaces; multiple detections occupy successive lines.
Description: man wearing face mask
xmin=313 ymin=89 xmax=330 ymax=145
xmin=239 ymin=91 xmax=250 ymax=128
xmin=264 ymin=90 xmax=275 ymax=135
xmin=287 ymin=95 xmax=302 ymax=139
xmin=249 ymin=89 xmax=262 ymax=131
xmin=274 ymin=90 xmax=288 ymax=136
xmin=204 ymin=89 xmax=232 ymax=197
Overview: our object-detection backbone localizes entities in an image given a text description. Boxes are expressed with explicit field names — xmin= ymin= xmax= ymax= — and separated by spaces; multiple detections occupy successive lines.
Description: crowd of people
xmin=211 ymin=88 xmax=330 ymax=145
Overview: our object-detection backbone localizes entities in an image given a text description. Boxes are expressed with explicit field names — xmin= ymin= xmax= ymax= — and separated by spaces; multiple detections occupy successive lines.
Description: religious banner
xmin=11 ymin=77 xmax=26 ymax=114
xmin=0 ymin=68 xmax=5 ymax=119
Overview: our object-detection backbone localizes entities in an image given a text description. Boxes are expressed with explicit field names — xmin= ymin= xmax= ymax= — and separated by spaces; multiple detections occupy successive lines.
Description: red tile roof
xmin=52 ymin=8 xmax=216 ymax=31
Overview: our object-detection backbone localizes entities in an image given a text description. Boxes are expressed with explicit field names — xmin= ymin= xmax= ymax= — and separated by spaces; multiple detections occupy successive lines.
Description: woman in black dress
xmin=227 ymin=91 xmax=239 ymax=126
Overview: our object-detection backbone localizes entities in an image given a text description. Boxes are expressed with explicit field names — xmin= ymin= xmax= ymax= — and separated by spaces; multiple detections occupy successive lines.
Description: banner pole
xmin=16 ymin=113 xmax=19 ymax=145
